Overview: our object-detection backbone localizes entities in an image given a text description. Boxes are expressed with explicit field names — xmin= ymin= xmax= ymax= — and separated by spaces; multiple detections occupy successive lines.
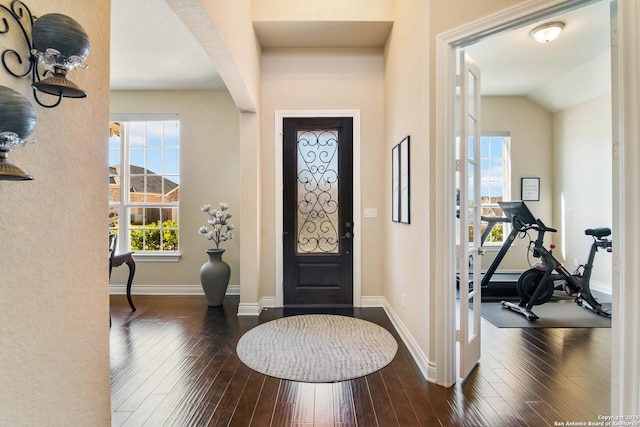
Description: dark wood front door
xmin=283 ymin=117 xmax=354 ymax=306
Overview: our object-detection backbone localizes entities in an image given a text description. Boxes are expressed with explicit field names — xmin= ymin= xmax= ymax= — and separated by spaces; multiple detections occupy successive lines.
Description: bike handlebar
xmin=536 ymin=218 xmax=557 ymax=233
xmin=516 ymin=218 xmax=557 ymax=234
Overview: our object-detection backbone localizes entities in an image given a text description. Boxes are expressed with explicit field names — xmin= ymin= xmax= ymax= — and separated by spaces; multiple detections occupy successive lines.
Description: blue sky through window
xmin=109 ymin=120 xmax=180 ymax=185
xmin=479 ymin=136 xmax=506 ymax=198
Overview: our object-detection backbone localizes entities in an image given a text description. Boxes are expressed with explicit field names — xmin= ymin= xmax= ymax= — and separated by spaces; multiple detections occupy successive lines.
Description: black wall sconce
xmin=1 ymin=0 xmax=90 ymax=108
xmin=0 ymin=1 xmax=90 ymax=180
xmin=0 ymin=85 xmax=36 ymax=180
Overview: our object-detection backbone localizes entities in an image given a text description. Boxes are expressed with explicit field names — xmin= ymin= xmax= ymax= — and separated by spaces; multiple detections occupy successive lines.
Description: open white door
xmin=457 ymin=50 xmax=482 ymax=379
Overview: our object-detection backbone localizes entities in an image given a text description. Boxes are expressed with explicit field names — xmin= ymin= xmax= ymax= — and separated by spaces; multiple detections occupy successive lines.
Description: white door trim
xmin=610 ymin=0 xmax=640 ymax=414
xmin=457 ymin=51 xmax=483 ymax=379
xmin=274 ymin=110 xmax=362 ymax=307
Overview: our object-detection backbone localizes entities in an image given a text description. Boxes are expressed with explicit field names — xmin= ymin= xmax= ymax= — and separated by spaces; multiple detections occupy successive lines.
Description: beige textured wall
xmin=251 ymin=0 xmax=393 ymax=21
xmin=260 ymin=48 xmax=386 ymax=299
xmin=188 ymin=0 xmax=263 ymax=306
xmin=383 ymin=0 xmax=431 ymax=352
xmin=412 ymin=0 xmax=523 ymax=372
xmin=0 ymin=0 xmax=111 ymax=424
xmin=109 ymin=90 xmax=240 ymax=289
xmin=380 ymin=0 xmax=527 ymax=370
xmin=429 ymin=0 xmax=524 ymax=35
xmin=553 ymin=93 xmax=613 ymax=288
xmin=480 ymin=96 xmax=554 ymax=270
xmin=200 ymin=0 xmax=260 ymax=111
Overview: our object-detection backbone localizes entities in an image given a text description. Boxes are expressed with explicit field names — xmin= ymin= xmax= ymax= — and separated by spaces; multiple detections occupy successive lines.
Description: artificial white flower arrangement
xmin=199 ymin=202 xmax=234 ymax=249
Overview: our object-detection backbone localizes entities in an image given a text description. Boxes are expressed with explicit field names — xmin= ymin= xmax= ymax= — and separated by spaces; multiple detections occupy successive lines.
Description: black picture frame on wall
xmin=392 ymin=136 xmax=410 ymax=224
xmin=392 ymin=144 xmax=400 ymax=222
xmin=521 ymin=177 xmax=540 ymax=201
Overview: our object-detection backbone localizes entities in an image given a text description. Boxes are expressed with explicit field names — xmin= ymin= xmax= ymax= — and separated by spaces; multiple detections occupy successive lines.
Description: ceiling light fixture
xmin=530 ymin=21 xmax=565 ymax=43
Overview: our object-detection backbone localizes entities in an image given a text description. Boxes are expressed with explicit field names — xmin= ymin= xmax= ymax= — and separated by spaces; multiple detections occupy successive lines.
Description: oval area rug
xmin=236 ymin=314 xmax=398 ymax=383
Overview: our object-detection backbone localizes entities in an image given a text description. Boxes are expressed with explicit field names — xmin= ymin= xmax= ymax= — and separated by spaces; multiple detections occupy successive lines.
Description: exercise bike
xmin=500 ymin=209 xmax=612 ymax=321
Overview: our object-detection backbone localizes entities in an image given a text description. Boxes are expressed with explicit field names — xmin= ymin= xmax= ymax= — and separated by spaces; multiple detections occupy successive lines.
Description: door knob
xmin=340 ymin=232 xmax=352 ymax=239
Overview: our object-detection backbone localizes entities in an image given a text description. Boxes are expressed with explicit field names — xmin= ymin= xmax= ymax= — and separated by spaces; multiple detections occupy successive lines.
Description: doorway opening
xmin=282 ymin=117 xmax=354 ymax=306
xmin=274 ymin=110 xmax=362 ymax=308
xmin=435 ymin=0 xmax=614 ymax=386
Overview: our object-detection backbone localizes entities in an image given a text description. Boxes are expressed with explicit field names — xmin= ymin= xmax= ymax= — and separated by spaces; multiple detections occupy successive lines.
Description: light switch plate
xmin=363 ymin=208 xmax=378 ymax=218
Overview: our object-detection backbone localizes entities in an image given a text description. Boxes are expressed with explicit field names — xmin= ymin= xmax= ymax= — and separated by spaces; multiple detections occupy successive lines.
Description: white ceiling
xmin=465 ymin=0 xmax=610 ymax=112
xmin=110 ymin=0 xmax=611 ymax=112
xmin=110 ymin=0 xmax=224 ymax=90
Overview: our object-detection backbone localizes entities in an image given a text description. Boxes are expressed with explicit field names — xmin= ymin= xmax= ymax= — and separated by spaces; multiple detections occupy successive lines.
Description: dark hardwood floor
xmin=110 ymin=295 xmax=611 ymax=426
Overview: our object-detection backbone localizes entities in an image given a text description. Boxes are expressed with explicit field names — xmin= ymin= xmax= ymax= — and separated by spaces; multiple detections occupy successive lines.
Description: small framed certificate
xmin=521 ymin=177 xmax=540 ymax=201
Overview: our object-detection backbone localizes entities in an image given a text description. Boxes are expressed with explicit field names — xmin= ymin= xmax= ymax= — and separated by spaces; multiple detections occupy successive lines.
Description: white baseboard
xmin=253 ymin=295 xmax=387 ymax=309
xmin=382 ymin=298 xmax=436 ymax=383
xmin=260 ymin=296 xmax=277 ymax=309
xmin=236 ymin=295 xmax=386 ymax=316
xmin=589 ymin=280 xmax=612 ymax=296
xmin=237 ymin=303 xmax=261 ymax=316
xmin=361 ymin=296 xmax=385 ymax=307
xmin=109 ymin=284 xmax=240 ymax=295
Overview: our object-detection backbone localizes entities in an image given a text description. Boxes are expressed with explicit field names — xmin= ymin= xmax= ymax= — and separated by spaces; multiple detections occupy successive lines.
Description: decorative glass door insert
xmin=296 ymin=129 xmax=340 ymax=254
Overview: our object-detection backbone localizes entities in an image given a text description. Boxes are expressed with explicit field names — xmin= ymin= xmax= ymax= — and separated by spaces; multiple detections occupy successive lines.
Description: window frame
xmin=479 ymin=132 xmax=511 ymax=247
xmin=109 ymin=115 xmax=181 ymax=262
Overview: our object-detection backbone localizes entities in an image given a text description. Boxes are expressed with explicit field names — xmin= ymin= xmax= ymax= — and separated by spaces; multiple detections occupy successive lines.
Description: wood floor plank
xmin=247 ymin=376 xmax=280 ymax=427
xmin=110 ymin=295 xmax=611 ymax=426
xmin=382 ymin=365 xmax=426 ymax=426
xmin=177 ymin=343 xmax=241 ymax=426
xmin=385 ymin=345 xmax=443 ymax=426
xmin=111 ymin=410 xmax=132 ymax=427
xmin=207 ymin=361 xmax=253 ymax=427
xmin=312 ymin=383 xmax=335 ymax=427
xmin=271 ymin=380 xmax=298 ymax=426
xmin=227 ymin=370 xmax=266 ymax=427
xmin=365 ymin=370 xmax=399 ymax=427
xmin=115 ymin=341 xmax=191 ymax=412
xmin=120 ymin=393 xmax=167 ymax=427
xmin=350 ymin=377 xmax=377 ymax=426
xmin=292 ymin=382 xmax=316 ymax=425
xmin=331 ymin=380 xmax=356 ymax=425
xmin=111 ymin=379 xmax=145 ymax=413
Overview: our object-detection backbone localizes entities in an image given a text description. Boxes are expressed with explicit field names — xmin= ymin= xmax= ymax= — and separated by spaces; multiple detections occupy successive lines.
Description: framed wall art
xmin=392 ymin=136 xmax=410 ymax=224
xmin=521 ymin=177 xmax=540 ymax=201
xmin=392 ymin=144 xmax=400 ymax=222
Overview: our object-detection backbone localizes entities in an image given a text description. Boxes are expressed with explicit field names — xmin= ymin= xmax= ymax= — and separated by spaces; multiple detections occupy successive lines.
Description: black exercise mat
xmin=481 ymin=299 xmax=612 ymax=328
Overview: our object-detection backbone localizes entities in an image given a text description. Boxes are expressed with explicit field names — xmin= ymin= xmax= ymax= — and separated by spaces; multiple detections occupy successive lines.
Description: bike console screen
xmin=498 ymin=200 xmax=538 ymax=230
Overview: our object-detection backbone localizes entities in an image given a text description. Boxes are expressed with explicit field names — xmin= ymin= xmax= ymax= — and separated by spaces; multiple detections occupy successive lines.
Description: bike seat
xmin=585 ymin=227 xmax=611 ymax=238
